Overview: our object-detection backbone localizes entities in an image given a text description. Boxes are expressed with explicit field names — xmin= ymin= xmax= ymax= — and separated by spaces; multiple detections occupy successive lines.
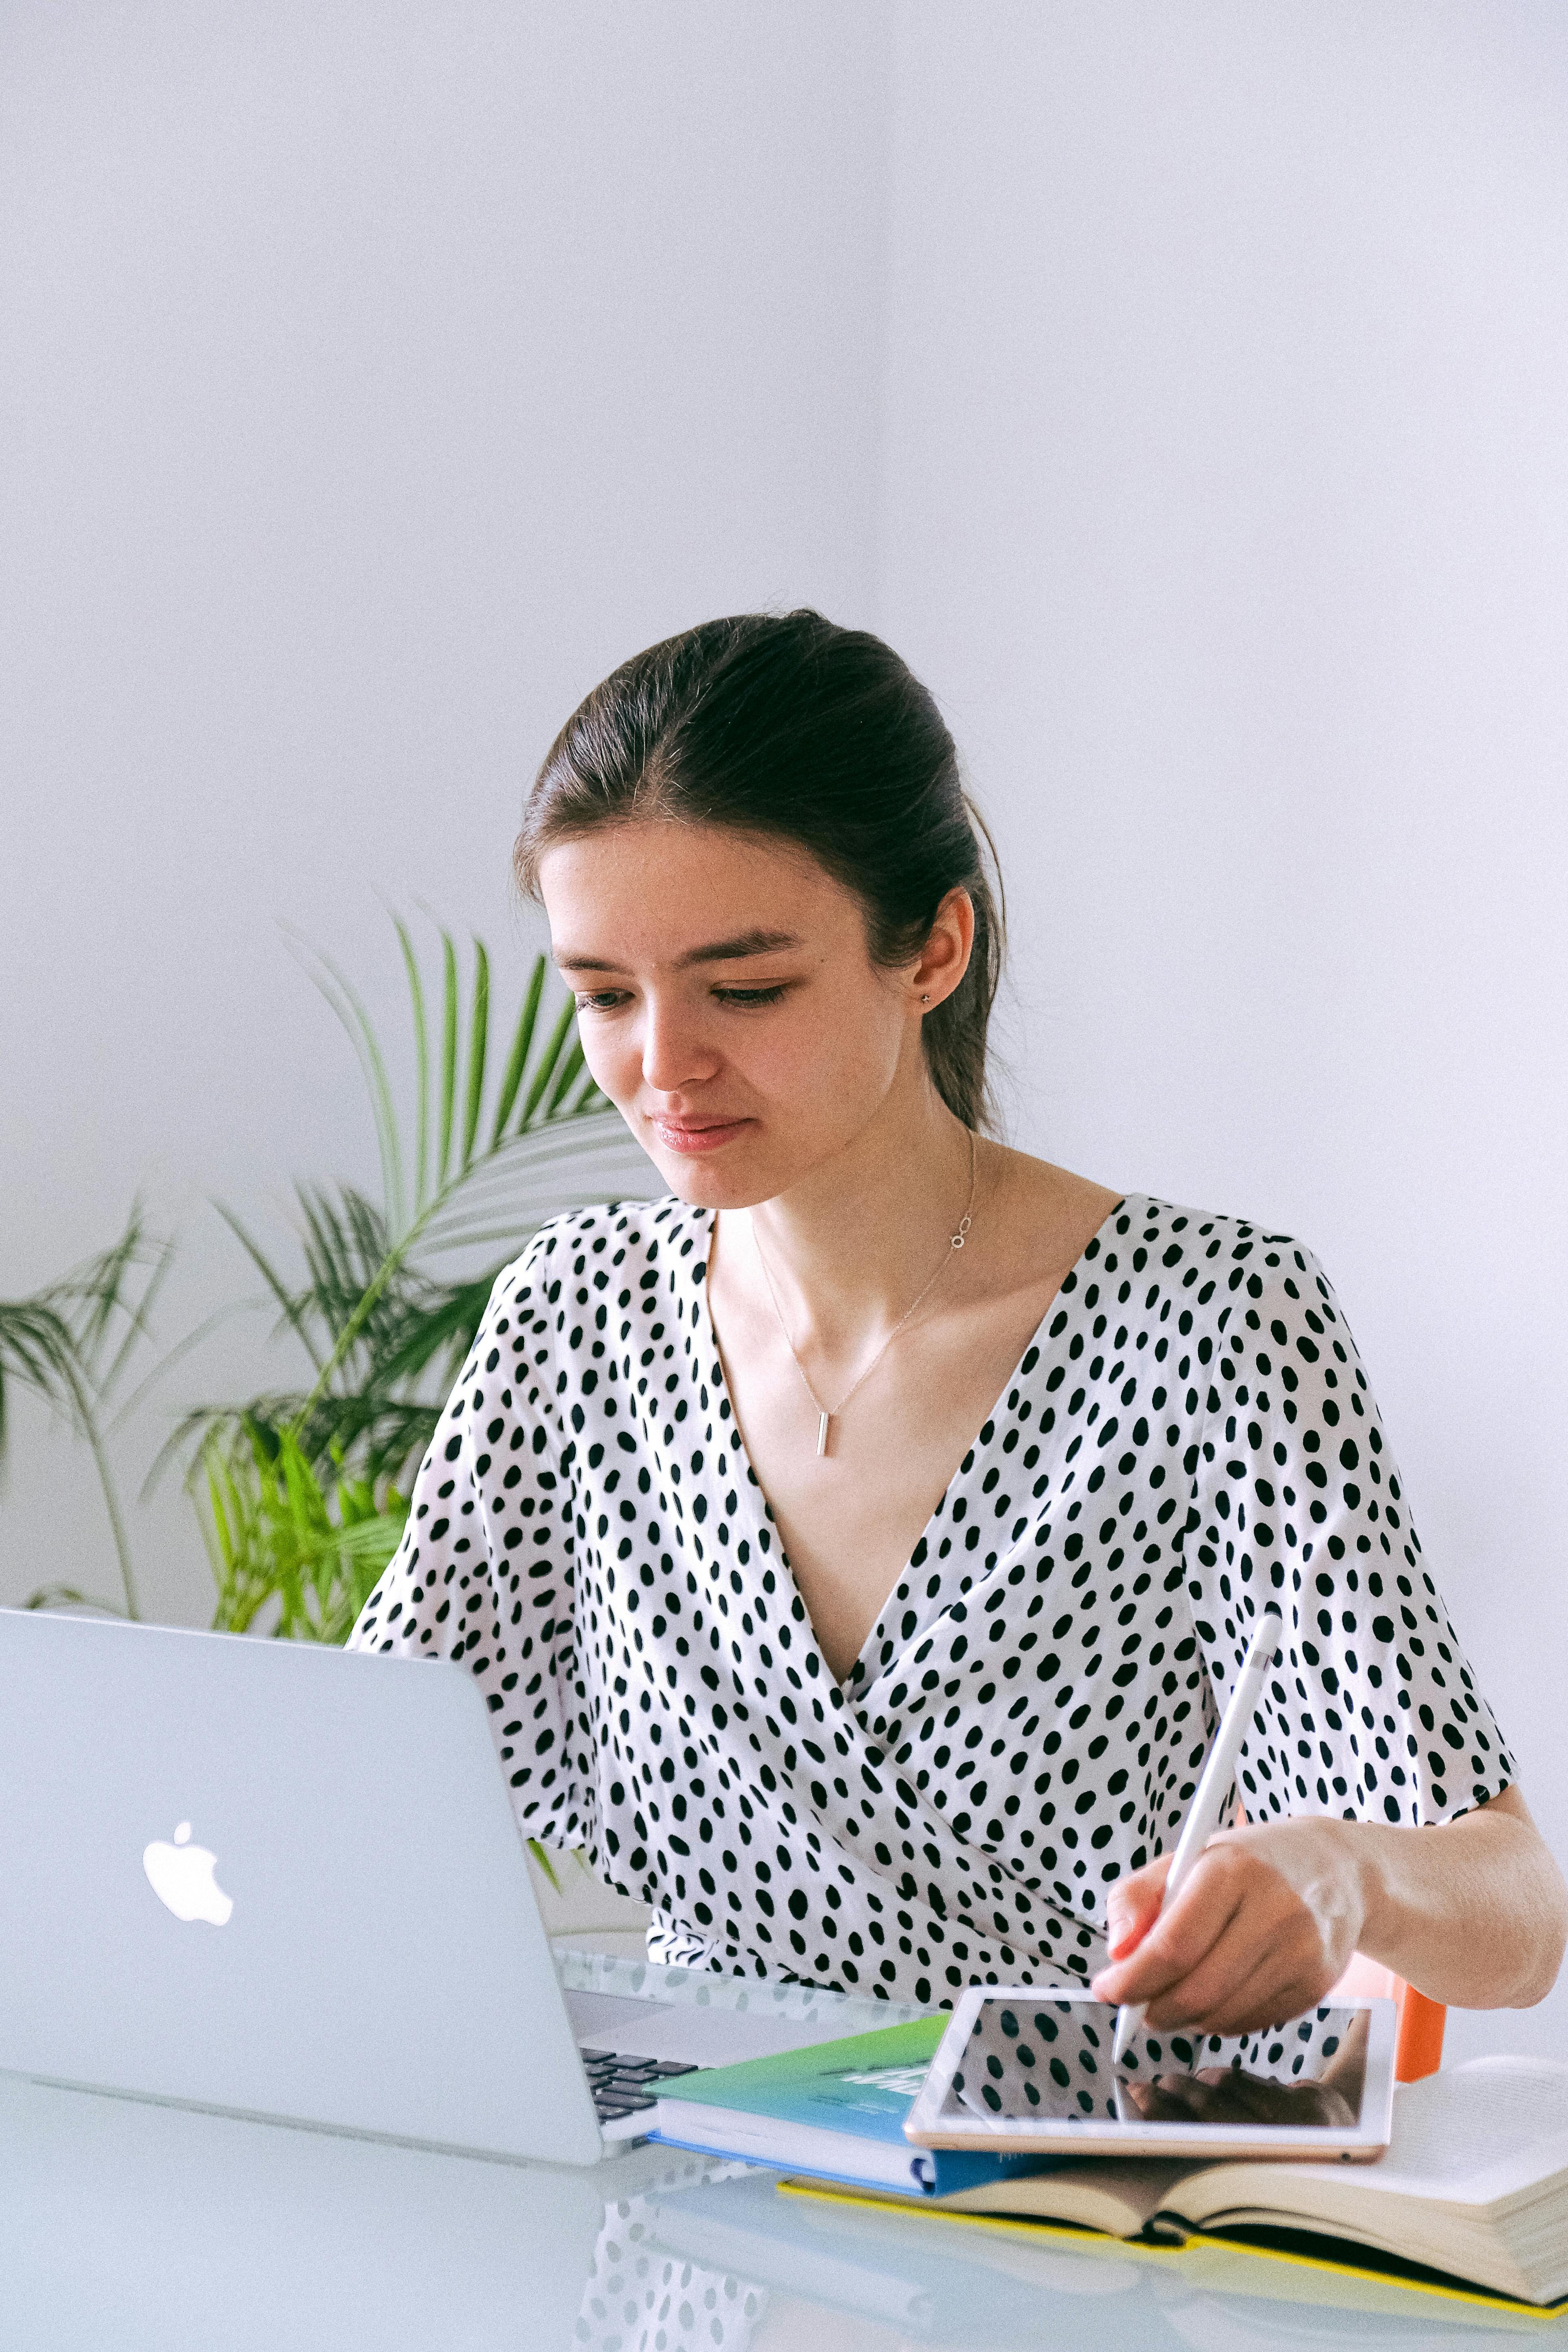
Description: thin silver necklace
xmin=751 ymin=1129 xmax=978 ymax=1458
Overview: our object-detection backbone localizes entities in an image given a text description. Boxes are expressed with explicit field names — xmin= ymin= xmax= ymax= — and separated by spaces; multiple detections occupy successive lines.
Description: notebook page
xmin=1366 ymin=2060 xmax=1568 ymax=2202
xmin=1178 ymin=2058 xmax=1568 ymax=2229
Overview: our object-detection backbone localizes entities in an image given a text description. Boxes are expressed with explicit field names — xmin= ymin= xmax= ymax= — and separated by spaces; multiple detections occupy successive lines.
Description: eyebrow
xmin=553 ymin=929 xmax=803 ymax=974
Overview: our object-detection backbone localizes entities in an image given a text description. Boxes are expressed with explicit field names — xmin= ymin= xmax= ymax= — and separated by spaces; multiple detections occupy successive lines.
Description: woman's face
xmin=538 ymin=821 xmax=964 ymax=1208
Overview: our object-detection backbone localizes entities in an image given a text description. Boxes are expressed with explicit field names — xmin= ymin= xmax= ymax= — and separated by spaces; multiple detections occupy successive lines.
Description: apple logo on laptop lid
xmin=143 ymin=1821 xmax=234 ymax=1927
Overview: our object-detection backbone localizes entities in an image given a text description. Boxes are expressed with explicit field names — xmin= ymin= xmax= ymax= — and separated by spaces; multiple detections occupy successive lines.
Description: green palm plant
xmin=200 ymin=1424 xmax=409 ymax=1642
xmin=176 ymin=913 xmax=641 ymax=1644
xmin=2 ymin=1208 xmax=172 ymax=1618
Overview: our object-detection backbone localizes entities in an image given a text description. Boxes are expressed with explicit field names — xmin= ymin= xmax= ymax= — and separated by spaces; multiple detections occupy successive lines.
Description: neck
xmin=735 ymin=1085 xmax=978 ymax=1347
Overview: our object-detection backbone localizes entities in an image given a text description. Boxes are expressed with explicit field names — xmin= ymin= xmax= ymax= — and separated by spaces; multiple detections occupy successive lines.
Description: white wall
xmin=878 ymin=0 xmax=1568 ymax=2058
xmin=0 ymin=0 xmax=888 ymax=1625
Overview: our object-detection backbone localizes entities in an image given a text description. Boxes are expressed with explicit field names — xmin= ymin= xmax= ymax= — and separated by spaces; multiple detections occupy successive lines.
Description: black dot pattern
xmin=575 ymin=2157 xmax=766 ymax=2352
xmin=950 ymin=1995 xmax=1361 ymax=2123
xmin=350 ymin=1194 xmax=1513 ymax=2010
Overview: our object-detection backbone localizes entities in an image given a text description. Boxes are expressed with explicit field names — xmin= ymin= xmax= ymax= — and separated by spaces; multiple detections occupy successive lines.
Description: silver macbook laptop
xmin=0 ymin=1609 xmax=863 ymax=2165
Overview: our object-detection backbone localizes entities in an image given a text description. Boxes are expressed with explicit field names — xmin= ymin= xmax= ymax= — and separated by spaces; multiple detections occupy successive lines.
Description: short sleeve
xmin=346 ymin=1228 xmax=588 ymax=1848
xmin=1178 ymin=1235 xmax=1514 ymax=1829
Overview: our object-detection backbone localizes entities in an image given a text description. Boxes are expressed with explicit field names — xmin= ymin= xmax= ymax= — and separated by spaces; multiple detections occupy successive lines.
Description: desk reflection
xmin=0 ymin=2073 xmax=1549 ymax=2350
xmin=638 ymin=2172 xmax=1553 ymax=2352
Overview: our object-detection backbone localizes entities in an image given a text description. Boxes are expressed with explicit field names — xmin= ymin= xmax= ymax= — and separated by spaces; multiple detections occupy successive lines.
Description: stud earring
xmin=920 ymin=993 xmax=930 ymax=1004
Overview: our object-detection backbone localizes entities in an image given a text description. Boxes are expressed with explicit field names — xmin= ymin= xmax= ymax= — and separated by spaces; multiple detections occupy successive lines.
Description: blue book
xmin=650 ymin=2016 xmax=1058 ymax=2198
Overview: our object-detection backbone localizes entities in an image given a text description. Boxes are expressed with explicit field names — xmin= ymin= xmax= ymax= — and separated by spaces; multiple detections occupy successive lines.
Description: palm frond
xmin=461 ymin=938 xmax=489 ymax=1173
xmin=185 ymin=910 xmax=646 ymax=1638
xmin=0 ymin=1296 xmax=81 ymax=1463
xmin=199 ymin=1423 xmax=408 ymax=1644
xmin=24 ymin=1583 xmax=125 ymax=1615
xmin=520 ymin=992 xmax=578 ymax=1129
xmin=4 ymin=1203 xmax=169 ymax=1618
xmin=27 ymin=1204 xmax=171 ymax=1408
xmin=492 ymin=955 xmax=546 ymax=1145
xmin=543 ymin=1036 xmax=586 ymax=1119
xmin=394 ymin=915 xmax=431 ymax=1213
xmin=286 ymin=933 xmax=406 ymax=1232
xmin=211 ymin=1201 xmax=326 ymax=1374
xmin=438 ymin=928 xmax=459 ymax=1186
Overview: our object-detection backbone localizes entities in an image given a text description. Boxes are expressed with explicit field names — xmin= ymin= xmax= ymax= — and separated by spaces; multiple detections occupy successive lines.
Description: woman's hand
xmin=1090 ymin=1787 xmax=1568 ymax=2034
xmin=1090 ymin=1819 xmax=1366 ymax=2036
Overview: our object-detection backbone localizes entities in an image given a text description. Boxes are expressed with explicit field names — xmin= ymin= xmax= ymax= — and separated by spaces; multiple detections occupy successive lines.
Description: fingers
xmin=1092 ymin=1843 xmax=1341 ymax=2034
xmin=1144 ymin=1881 xmax=1316 ymax=2030
xmin=1092 ymin=1848 xmax=1248 ymax=2010
xmin=1144 ymin=1927 xmax=1324 ymax=2038
xmin=1102 ymin=1852 xmax=1173 ymax=1961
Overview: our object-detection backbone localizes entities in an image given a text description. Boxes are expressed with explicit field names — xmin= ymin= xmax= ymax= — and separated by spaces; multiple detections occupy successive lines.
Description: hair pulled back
xmin=515 ymin=610 xmax=1004 ymax=1132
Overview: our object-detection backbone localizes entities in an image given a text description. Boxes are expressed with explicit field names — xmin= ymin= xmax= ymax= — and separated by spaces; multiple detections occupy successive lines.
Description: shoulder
xmin=1091 ymin=1194 xmax=1325 ymax=1304
xmin=486 ymin=1193 xmax=713 ymax=1311
xmin=1093 ymin=1196 xmax=1365 ymax=1399
xmin=458 ymin=1195 xmax=710 ymax=1427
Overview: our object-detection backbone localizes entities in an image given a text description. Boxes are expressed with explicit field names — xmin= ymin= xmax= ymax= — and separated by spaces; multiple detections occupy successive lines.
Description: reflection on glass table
xmin=639 ymin=2166 xmax=1550 ymax=2352
xmin=943 ymin=1996 xmax=1369 ymax=2132
xmin=0 ymin=2068 xmax=1545 ymax=2352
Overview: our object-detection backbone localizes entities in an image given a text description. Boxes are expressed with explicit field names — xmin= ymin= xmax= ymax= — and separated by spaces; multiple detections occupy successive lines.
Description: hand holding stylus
xmin=1094 ymin=1611 xmax=1327 ymax=2055
xmin=1106 ymin=1612 xmax=1281 ymax=2060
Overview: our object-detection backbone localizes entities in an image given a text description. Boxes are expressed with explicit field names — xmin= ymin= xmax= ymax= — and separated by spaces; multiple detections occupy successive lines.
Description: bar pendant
xmin=816 ymin=1412 xmax=830 ymax=1458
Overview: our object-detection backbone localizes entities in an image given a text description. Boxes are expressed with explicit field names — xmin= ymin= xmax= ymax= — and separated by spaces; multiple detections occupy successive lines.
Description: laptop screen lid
xmin=0 ymin=1608 xmax=603 ymax=2165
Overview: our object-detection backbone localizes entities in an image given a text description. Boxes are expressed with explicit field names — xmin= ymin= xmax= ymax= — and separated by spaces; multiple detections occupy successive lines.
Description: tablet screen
xmin=938 ymin=1997 xmax=1369 ymax=2131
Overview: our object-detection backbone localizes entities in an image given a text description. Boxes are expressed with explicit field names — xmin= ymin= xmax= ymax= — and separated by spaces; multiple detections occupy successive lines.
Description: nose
xmin=640 ymin=991 xmax=721 ymax=1097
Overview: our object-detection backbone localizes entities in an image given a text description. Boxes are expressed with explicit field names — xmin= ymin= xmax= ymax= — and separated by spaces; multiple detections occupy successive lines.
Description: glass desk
xmin=2 ymin=2062 xmax=1559 ymax=2352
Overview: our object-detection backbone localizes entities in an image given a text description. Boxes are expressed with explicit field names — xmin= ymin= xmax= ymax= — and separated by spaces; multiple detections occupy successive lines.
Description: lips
xmin=647 ymin=1114 xmax=753 ymax=1155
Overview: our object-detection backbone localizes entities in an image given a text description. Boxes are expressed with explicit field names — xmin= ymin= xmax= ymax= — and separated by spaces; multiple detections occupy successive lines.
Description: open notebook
xmin=797 ymin=2058 xmax=1568 ymax=2309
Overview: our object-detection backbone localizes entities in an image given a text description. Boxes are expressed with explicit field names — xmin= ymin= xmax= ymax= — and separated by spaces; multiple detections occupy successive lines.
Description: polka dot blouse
xmin=349 ymin=1192 xmax=1513 ymax=2009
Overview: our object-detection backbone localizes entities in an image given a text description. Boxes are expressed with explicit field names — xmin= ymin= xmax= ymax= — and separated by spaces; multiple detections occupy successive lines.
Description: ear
xmin=909 ymin=886 xmax=975 ymax=1013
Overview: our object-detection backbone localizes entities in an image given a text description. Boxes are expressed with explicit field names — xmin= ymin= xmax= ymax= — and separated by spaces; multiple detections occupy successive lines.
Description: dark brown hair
xmin=515 ymin=610 xmax=1005 ymax=1131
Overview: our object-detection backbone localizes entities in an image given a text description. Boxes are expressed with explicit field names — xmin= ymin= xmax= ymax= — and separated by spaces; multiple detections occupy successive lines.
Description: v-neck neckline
xmin=692 ymin=1192 xmax=1135 ymax=1696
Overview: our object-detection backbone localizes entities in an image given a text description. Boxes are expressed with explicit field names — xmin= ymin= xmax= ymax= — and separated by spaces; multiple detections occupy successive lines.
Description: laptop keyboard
xmin=580 ymin=2047 xmax=701 ymax=2125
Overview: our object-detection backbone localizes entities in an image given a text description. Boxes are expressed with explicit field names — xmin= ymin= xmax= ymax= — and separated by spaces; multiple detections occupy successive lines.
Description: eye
xmin=712 ymin=984 xmax=789 ymax=1008
xmin=573 ymin=989 xmax=629 ymax=1013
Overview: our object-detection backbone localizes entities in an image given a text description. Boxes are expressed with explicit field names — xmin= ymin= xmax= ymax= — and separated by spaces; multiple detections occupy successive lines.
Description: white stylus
xmin=1111 ymin=1608 xmax=1283 ymax=2065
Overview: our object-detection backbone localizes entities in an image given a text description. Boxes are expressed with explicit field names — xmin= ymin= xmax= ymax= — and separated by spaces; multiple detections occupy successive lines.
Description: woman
xmin=352 ymin=610 xmax=1565 ymax=2038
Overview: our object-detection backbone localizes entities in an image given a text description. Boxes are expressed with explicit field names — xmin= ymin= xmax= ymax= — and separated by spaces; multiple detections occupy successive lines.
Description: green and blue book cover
xmin=651 ymin=2017 xmax=1056 ymax=2198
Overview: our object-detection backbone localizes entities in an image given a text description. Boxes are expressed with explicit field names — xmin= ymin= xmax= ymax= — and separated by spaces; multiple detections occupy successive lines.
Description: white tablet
xmin=904 ymin=1989 xmax=1397 ymax=2163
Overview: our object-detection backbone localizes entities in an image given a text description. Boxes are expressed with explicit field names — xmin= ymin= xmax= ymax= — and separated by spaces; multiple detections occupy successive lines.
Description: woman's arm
xmin=1116 ymin=1228 xmax=1561 ymax=2037
xmin=1090 ymin=1782 xmax=1568 ymax=2034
